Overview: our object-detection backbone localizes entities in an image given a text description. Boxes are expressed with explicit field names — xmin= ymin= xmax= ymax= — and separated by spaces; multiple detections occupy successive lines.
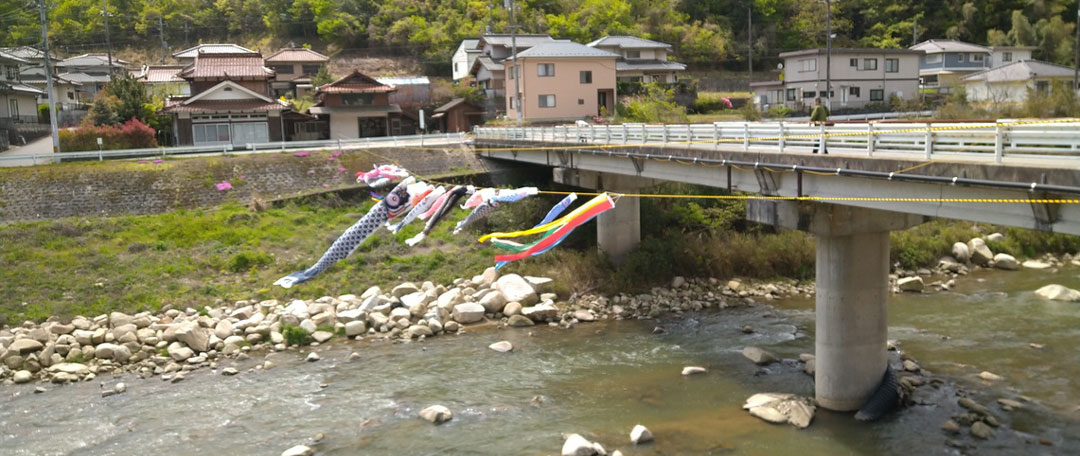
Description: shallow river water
xmin=2 ymin=266 xmax=1079 ymax=455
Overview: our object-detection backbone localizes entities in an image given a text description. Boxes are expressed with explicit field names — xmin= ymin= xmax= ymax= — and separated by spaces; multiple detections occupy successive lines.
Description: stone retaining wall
xmin=0 ymin=145 xmax=485 ymax=222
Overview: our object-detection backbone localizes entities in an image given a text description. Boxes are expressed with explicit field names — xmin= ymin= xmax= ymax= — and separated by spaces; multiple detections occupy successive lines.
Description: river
xmin=2 ymin=266 xmax=1078 ymax=455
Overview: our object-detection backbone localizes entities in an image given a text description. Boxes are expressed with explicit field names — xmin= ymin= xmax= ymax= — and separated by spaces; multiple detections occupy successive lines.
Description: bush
xmin=225 ymin=250 xmax=274 ymax=273
xmin=58 ymin=118 xmax=158 ymax=152
xmin=620 ymin=82 xmax=688 ymax=123
xmin=691 ymin=93 xmax=735 ymax=114
xmin=282 ymin=324 xmax=312 ymax=346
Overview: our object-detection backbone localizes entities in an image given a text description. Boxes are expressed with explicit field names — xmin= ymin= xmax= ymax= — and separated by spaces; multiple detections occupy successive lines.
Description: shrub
xmin=621 ymin=82 xmax=688 ymax=123
xmin=58 ymin=118 xmax=158 ymax=152
xmin=282 ymin=324 xmax=312 ymax=346
xmin=691 ymin=93 xmax=735 ymax=113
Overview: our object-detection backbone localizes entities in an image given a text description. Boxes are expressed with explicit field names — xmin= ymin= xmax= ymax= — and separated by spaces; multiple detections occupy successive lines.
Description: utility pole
xmin=913 ymin=16 xmax=918 ymax=47
xmin=748 ymin=6 xmax=753 ymax=88
xmin=184 ymin=21 xmax=189 ymax=48
xmin=102 ymin=0 xmax=113 ymax=75
xmin=507 ymin=0 xmax=522 ymax=124
xmin=158 ymin=15 xmax=167 ymax=64
xmin=825 ymin=0 xmax=832 ymax=110
xmin=1074 ymin=5 xmax=1078 ymax=91
xmin=38 ymin=0 xmax=61 ymax=154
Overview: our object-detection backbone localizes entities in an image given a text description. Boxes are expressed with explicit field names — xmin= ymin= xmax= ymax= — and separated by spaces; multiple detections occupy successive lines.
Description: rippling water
xmin=2 ymin=267 xmax=1079 ymax=455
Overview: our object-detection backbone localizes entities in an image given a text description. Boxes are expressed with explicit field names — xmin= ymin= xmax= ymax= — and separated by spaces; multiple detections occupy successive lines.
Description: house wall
xmin=964 ymin=77 xmax=1072 ymax=103
xmin=918 ymin=52 xmax=990 ymax=71
xmin=328 ymin=114 xmax=360 ymax=139
xmin=452 ymin=49 xmax=480 ymax=80
xmin=0 ymin=92 xmax=40 ymax=119
xmin=777 ymin=52 xmax=919 ymax=108
xmin=988 ymin=49 xmax=1033 ymax=67
xmin=191 ymin=80 xmax=268 ymax=96
xmin=322 ymin=93 xmax=390 ymax=108
xmin=267 ymin=62 xmax=325 ymax=81
xmin=615 ymin=70 xmax=679 ymax=83
xmin=505 ymin=57 xmax=617 ymax=121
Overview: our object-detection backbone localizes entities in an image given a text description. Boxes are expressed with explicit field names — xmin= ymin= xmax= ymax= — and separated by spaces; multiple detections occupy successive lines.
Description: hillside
xmin=3 ymin=1 xmax=1079 ymax=75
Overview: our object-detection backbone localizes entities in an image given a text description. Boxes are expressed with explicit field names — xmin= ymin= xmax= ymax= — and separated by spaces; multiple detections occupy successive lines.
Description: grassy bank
xmin=2 ymin=185 xmax=1077 ymax=324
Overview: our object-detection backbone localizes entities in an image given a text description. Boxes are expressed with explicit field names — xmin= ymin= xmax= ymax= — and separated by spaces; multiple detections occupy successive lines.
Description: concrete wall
xmin=0 ymin=146 xmax=485 ymax=222
xmin=505 ymin=57 xmax=617 ymax=121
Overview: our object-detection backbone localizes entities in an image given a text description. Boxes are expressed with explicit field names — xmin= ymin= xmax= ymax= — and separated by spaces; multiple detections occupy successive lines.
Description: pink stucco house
xmin=503 ymin=42 xmax=618 ymax=122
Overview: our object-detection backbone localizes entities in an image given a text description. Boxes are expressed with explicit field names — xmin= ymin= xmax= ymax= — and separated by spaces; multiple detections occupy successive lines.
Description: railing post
xmin=778 ymin=121 xmax=786 ymax=153
xmin=590 ymin=125 xmax=595 ymax=143
xmin=622 ymin=124 xmax=628 ymax=144
xmin=605 ymin=124 xmax=612 ymax=143
xmin=662 ymin=124 xmax=668 ymax=143
xmin=640 ymin=124 xmax=646 ymax=144
xmin=866 ymin=122 xmax=875 ymax=157
xmin=713 ymin=123 xmax=720 ymax=150
xmin=924 ymin=123 xmax=933 ymax=160
xmin=743 ymin=122 xmax=750 ymax=152
xmin=993 ymin=122 xmax=1004 ymax=164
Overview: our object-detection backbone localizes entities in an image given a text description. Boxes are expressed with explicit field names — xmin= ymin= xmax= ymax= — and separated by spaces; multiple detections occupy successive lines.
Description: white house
xmin=452 ymin=39 xmax=482 ymax=81
xmin=961 ymin=59 xmax=1078 ymax=103
xmin=586 ymin=36 xmax=686 ymax=83
xmin=752 ymin=48 xmax=921 ymax=110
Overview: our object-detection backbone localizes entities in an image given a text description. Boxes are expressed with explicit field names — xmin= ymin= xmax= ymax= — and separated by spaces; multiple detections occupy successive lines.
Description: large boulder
xmin=522 ymin=302 xmax=558 ymax=321
xmin=8 ymin=339 xmax=44 ymax=355
xmin=108 ymin=312 xmax=133 ymax=328
xmin=951 ymin=242 xmax=971 ymax=263
xmin=95 ymin=343 xmax=131 ymax=362
xmin=479 ymin=291 xmax=508 ymax=313
xmin=562 ymin=434 xmax=604 ymax=456
xmin=742 ymin=346 xmax=777 ymax=365
xmin=743 ymin=393 xmax=816 ymax=429
xmin=418 ymin=405 xmax=453 ymax=424
xmin=993 ymin=253 xmax=1019 ymax=270
xmin=967 ymin=238 xmax=993 ymax=266
xmin=630 ymin=424 xmax=653 ymax=444
xmin=174 ymin=321 xmax=210 ymax=352
xmin=1034 ymin=284 xmax=1080 ymax=302
xmin=495 ymin=274 xmax=538 ymax=306
xmin=391 ymin=282 xmax=420 ymax=298
xmin=214 ymin=320 xmax=234 ymax=339
xmin=451 ymin=303 xmax=485 ymax=324
xmin=897 ymin=276 xmax=924 ymax=292
xmin=1022 ymin=259 xmax=1052 ymax=270
xmin=345 ymin=321 xmax=367 ymax=337
xmin=437 ymin=288 xmax=465 ymax=310
xmin=46 ymin=363 xmax=89 ymax=376
xmin=986 ymin=232 xmax=1005 ymax=243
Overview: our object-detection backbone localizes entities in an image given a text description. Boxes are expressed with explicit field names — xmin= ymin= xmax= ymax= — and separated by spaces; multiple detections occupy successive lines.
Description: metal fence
xmin=474 ymin=119 xmax=1080 ymax=164
xmin=0 ymin=132 xmax=469 ymax=165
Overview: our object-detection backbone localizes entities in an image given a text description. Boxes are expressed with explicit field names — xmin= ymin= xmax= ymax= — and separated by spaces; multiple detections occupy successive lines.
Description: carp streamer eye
xmin=387 ymin=193 xmax=401 ymax=206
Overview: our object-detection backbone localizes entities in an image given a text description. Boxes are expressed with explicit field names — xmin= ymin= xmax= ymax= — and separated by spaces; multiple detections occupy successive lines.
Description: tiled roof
xmin=910 ymin=40 xmax=990 ymax=54
xmin=162 ymin=98 xmax=287 ymax=113
xmin=0 ymin=82 xmax=45 ymax=95
xmin=780 ymin=48 xmax=922 ymax=58
xmin=137 ymin=65 xmax=186 ymax=83
xmin=459 ymin=39 xmax=481 ymax=52
xmin=480 ymin=34 xmax=557 ymax=48
xmin=616 ymin=60 xmax=686 ymax=71
xmin=434 ymin=97 xmax=481 ymax=113
xmin=0 ymin=46 xmax=45 ymax=61
xmin=179 ymin=53 xmax=273 ymax=80
xmin=513 ymin=42 xmax=619 ymax=59
xmin=19 ymin=73 xmax=83 ymax=86
xmin=0 ymin=50 xmax=30 ymax=65
xmin=961 ymin=59 xmax=1077 ymax=83
xmin=57 ymin=72 xmax=112 ymax=83
xmin=375 ymin=76 xmax=430 ymax=86
xmin=57 ymin=54 xmax=129 ymax=68
xmin=587 ymin=36 xmax=671 ymax=49
xmin=473 ymin=55 xmax=503 ymax=72
xmin=173 ymin=44 xmax=257 ymax=59
xmin=265 ymin=48 xmax=330 ymax=63
xmin=317 ymin=70 xmax=394 ymax=94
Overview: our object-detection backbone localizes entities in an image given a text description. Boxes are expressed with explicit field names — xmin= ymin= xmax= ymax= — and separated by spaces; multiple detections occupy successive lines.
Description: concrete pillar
xmin=747 ymin=200 xmax=925 ymax=411
xmin=552 ymin=168 xmax=653 ymax=265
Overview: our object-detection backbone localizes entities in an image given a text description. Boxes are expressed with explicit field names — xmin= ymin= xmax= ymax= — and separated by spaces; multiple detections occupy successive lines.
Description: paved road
xmin=0 ymin=136 xmax=54 ymax=167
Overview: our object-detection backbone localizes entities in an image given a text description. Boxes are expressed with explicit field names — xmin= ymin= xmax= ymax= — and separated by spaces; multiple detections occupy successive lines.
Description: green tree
xmin=621 ymin=82 xmax=687 ymax=123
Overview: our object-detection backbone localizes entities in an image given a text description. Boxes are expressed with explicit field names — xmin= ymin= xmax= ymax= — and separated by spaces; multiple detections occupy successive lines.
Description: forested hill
xmin=2 ymin=0 xmax=1078 ymax=68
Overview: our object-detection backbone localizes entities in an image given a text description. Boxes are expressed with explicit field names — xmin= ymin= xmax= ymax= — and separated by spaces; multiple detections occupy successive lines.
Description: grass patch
xmin=281 ymin=324 xmax=312 ymax=346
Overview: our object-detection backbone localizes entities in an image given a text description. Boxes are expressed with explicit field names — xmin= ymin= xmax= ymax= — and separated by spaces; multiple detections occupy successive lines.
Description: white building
xmin=586 ymin=36 xmax=685 ymax=83
xmin=452 ymin=39 xmax=482 ymax=81
xmin=961 ymin=59 xmax=1078 ymax=103
xmin=752 ymin=48 xmax=921 ymax=110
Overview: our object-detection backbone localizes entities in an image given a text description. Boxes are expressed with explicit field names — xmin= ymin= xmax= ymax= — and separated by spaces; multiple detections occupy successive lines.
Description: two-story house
xmin=469 ymin=34 xmax=559 ymax=100
xmin=751 ymin=48 xmax=921 ymax=110
xmin=162 ymin=52 xmax=289 ymax=146
xmin=308 ymin=70 xmax=415 ymax=139
xmin=586 ymin=36 xmax=685 ymax=83
xmin=961 ymin=59 xmax=1078 ymax=103
xmin=1 ymin=46 xmax=83 ymax=111
xmin=0 ymin=50 xmax=45 ymax=125
xmin=504 ymin=42 xmax=617 ymax=122
xmin=910 ymin=39 xmax=1034 ymax=94
xmin=55 ymin=54 xmax=128 ymax=98
xmin=265 ymin=47 xmax=329 ymax=98
xmin=452 ymin=39 xmax=482 ymax=81
xmin=133 ymin=65 xmax=190 ymax=97
xmin=172 ymin=44 xmax=257 ymax=65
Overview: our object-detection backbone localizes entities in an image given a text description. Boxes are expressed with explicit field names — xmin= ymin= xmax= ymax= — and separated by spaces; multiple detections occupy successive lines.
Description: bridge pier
xmin=553 ymin=168 xmax=653 ymax=264
xmin=748 ymin=201 xmax=925 ymax=411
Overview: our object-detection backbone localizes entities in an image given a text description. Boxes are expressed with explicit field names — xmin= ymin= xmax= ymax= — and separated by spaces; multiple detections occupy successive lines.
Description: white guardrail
xmin=475 ymin=119 xmax=1080 ymax=164
xmin=786 ymin=110 xmax=934 ymax=122
xmin=0 ymin=132 xmax=468 ymax=164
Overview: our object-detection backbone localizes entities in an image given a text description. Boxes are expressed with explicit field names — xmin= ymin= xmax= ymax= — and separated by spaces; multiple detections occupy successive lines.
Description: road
xmin=0 ymin=136 xmax=54 ymax=167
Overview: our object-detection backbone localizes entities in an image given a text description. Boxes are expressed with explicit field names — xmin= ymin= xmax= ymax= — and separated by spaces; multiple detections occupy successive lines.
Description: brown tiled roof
xmin=316 ymin=70 xmax=394 ymax=94
xmin=265 ymin=48 xmax=330 ymax=63
xmin=162 ymin=99 xmax=287 ymax=113
xmin=179 ymin=53 xmax=274 ymax=80
xmin=139 ymin=65 xmax=186 ymax=83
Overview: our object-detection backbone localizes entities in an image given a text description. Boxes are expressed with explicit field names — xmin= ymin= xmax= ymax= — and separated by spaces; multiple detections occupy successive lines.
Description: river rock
xmin=214 ymin=320 xmax=233 ymax=339
xmin=682 ymin=366 xmax=707 ymax=376
xmin=986 ymin=232 xmax=1005 ymax=243
xmin=671 ymin=276 xmax=686 ymax=289
xmin=222 ymin=367 xmax=238 ymax=376
xmin=419 ymin=405 xmax=453 ymax=424
xmin=1021 ymin=259 xmax=1051 ymax=270
xmin=437 ymin=288 xmax=465 ymax=310
xmin=452 ymin=303 xmax=485 ymax=324
xmin=168 ymin=345 xmax=194 ymax=362
xmin=299 ymin=319 xmax=317 ymax=334
xmin=942 ymin=419 xmax=960 ymax=433
xmin=495 ymin=274 xmax=538 ymax=305
xmin=742 ymin=346 xmax=777 ymax=365
xmin=47 ymin=363 xmax=89 ymax=376
xmin=95 ymin=343 xmax=131 ymax=362
xmin=407 ymin=325 xmax=434 ymax=338
xmin=978 ymin=371 xmax=1003 ymax=381
xmin=479 ymin=291 xmax=508 ymax=313
xmin=958 ymin=397 xmax=994 ymax=418
xmin=345 ymin=321 xmax=367 ymax=337
xmin=49 ymin=323 xmax=74 ymax=335
xmin=306 ymin=352 xmax=320 ymax=362
xmin=992 ymin=253 xmax=1018 ymax=270
xmin=573 ymin=310 xmax=596 ymax=322
xmin=174 ymin=321 xmax=210 ymax=352
xmin=109 ymin=312 xmax=133 ymax=328
xmin=281 ymin=445 xmax=313 ymax=456
xmin=8 ymin=339 xmax=43 ymax=355
xmin=400 ymin=291 xmax=429 ymax=311
xmin=311 ymin=331 xmax=333 ymax=343
xmin=1034 ymin=284 xmax=1080 ymax=301
xmin=743 ymin=393 xmax=816 ymax=429
xmin=391 ymin=282 xmax=420 ymax=298
xmin=897 ymin=276 xmax=924 ymax=292
xmin=508 ymin=315 xmax=535 ymax=327
xmin=562 ymin=434 xmax=603 ymax=456
xmin=952 ymin=242 xmax=971 ymax=263
xmin=630 ymin=424 xmax=653 ymax=444
xmin=72 ymin=329 xmax=95 ymax=346
xmin=523 ymin=276 xmax=553 ymax=291
xmin=997 ymin=398 xmax=1024 ymax=410
xmin=971 ymin=421 xmax=993 ymax=439
xmin=968 ymin=238 xmax=993 ymax=266
xmin=503 ymin=301 xmax=523 ymax=316
xmin=488 ymin=341 xmax=513 ymax=352
xmin=522 ymin=303 xmax=558 ymax=321
xmin=13 ymin=370 xmax=32 ymax=384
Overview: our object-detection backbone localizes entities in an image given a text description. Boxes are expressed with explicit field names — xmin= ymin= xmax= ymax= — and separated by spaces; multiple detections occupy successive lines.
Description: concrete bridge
xmin=474 ymin=120 xmax=1080 ymax=413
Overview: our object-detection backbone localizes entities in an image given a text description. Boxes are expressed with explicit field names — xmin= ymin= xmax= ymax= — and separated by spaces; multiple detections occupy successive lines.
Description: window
xmin=341 ymin=94 xmax=375 ymax=106
xmin=800 ymin=58 xmax=817 ymax=72
xmin=193 ymin=123 xmax=231 ymax=144
xmin=454 ymin=63 xmax=459 ymax=72
xmin=538 ymin=63 xmax=555 ymax=77
xmin=1036 ymin=80 xmax=1050 ymax=94
xmin=926 ymin=54 xmax=942 ymax=64
xmin=849 ymin=86 xmax=860 ymax=97
xmin=1003 ymin=52 xmax=1012 ymax=62
xmin=302 ymin=64 xmax=321 ymax=75
xmin=885 ymin=58 xmax=899 ymax=73
xmin=67 ymin=91 xmax=75 ymax=100
xmin=5 ymin=65 xmax=16 ymax=80
xmin=579 ymin=70 xmax=592 ymax=84
xmin=786 ymin=88 xmax=796 ymax=101
xmin=578 ymin=98 xmax=584 ymax=105
xmin=870 ymin=89 xmax=884 ymax=101
xmin=626 ymin=50 xmax=641 ymax=59
xmin=862 ymin=58 xmax=877 ymax=70
xmin=972 ymin=53 xmax=984 ymax=62
xmin=538 ymin=94 xmax=556 ymax=107
xmin=958 ymin=53 xmax=965 ymax=63
xmin=509 ymin=66 xmax=516 ymax=79
xmin=272 ymin=65 xmax=294 ymax=74
xmin=849 ymin=58 xmax=858 ymax=67
xmin=803 ymin=91 xmax=816 ymax=98
xmin=8 ymin=99 xmax=17 ymax=116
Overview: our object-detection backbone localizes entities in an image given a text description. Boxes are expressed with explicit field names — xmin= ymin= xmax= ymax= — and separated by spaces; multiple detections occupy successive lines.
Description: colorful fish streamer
xmin=406 ymin=185 xmax=469 ymax=247
xmin=481 ymin=193 xmax=615 ymax=268
xmin=388 ymin=185 xmax=442 ymax=234
xmin=356 ymin=164 xmax=411 ymax=188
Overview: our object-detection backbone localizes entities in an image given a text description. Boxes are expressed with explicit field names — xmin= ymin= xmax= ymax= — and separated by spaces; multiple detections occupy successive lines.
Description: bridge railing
xmin=475 ymin=120 xmax=1080 ymax=164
